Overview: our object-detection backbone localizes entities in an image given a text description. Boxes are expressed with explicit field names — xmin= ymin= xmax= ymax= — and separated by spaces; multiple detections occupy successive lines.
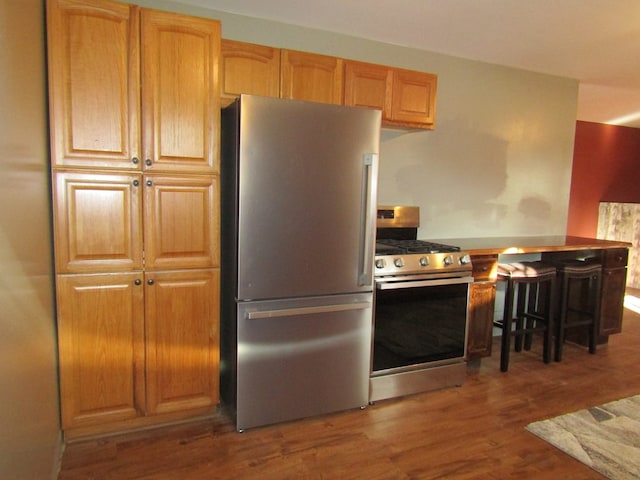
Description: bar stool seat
xmin=554 ymin=259 xmax=602 ymax=362
xmin=497 ymin=261 xmax=556 ymax=372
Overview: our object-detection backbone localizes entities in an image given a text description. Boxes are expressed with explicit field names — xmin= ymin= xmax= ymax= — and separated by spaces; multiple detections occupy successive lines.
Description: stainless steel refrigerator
xmin=220 ymin=95 xmax=381 ymax=431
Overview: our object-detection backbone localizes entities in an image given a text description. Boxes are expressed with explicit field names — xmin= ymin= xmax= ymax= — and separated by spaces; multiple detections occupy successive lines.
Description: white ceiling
xmin=176 ymin=0 xmax=640 ymax=128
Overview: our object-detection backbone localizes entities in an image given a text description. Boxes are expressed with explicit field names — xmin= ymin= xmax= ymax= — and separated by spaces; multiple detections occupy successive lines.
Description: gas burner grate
xmin=376 ymin=239 xmax=461 ymax=254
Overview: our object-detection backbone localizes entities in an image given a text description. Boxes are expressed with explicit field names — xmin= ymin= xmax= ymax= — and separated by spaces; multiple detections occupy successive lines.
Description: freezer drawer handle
xmin=246 ymin=302 xmax=371 ymax=320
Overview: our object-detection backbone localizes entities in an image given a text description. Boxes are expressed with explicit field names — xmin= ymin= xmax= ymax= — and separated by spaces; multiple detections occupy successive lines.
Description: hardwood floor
xmin=58 ymin=290 xmax=640 ymax=479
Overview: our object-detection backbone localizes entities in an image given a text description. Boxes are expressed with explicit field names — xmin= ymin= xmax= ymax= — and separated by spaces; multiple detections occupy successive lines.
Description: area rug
xmin=526 ymin=394 xmax=640 ymax=479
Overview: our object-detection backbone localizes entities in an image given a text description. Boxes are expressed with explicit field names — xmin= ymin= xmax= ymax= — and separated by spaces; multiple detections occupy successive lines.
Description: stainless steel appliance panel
xmin=236 ymin=95 xmax=381 ymax=301
xmin=236 ymin=293 xmax=372 ymax=431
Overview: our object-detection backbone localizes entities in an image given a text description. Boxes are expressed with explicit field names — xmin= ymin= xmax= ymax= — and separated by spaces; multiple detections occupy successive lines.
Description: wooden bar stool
xmin=554 ymin=260 xmax=602 ymax=362
xmin=497 ymin=261 xmax=556 ymax=372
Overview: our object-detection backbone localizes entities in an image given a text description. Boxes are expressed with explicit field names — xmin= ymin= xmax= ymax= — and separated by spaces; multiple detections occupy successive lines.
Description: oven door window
xmin=373 ymin=282 xmax=469 ymax=373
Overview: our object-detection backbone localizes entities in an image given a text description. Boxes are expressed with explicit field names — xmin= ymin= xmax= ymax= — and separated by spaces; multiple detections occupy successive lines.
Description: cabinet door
xmin=344 ymin=60 xmax=392 ymax=117
xmin=600 ymin=267 xmax=627 ymax=335
xmin=220 ymin=39 xmax=280 ymax=106
xmin=145 ymin=269 xmax=220 ymax=414
xmin=141 ymin=9 xmax=220 ymax=174
xmin=46 ymin=0 xmax=140 ymax=170
xmin=599 ymin=249 xmax=628 ymax=336
xmin=280 ymin=49 xmax=344 ymax=105
xmin=390 ymin=69 xmax=437 ymax=128
xmin=143 ymin=175 xmax=219 ymax=270
xmin=53 ymin=171 xmax=143 ymax=273
xmin=57 ymin=272 xmax=145 ymax=428
xmin=467 ymin=281 xmax=496 ymax=359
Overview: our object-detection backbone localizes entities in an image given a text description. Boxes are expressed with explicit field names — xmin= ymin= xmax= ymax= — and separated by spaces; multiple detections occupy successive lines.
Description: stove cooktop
xmin=374 ymin=239 xmax=471 ymax=277
xmin=375 ymin=239 xmax=461 ymax=255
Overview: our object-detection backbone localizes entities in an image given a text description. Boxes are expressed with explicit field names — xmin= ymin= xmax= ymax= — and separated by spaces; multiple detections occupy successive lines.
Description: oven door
xmin=372 ymin=275 xmax=473 ymax=374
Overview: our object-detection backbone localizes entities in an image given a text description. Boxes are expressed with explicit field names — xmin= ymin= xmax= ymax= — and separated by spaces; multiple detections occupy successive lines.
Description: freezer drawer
xmin=235 ymin=293 xmax=373 ymax=431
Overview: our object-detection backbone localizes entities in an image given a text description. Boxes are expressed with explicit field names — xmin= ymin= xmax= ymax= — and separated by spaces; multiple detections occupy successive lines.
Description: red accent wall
xmin=566 ymin=121 xmax=640 ymax=237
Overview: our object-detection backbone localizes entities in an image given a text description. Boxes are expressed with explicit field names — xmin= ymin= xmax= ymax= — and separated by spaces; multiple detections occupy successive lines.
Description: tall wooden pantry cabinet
xmin=47 ymin=0 xmax=221 ymax=438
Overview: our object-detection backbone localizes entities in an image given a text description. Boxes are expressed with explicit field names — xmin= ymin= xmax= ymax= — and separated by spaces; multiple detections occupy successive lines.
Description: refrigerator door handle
xmin=246 ymin=302 xmax=371 ymax=320
xmin=358 ymin=153 xmax=379 ymax=286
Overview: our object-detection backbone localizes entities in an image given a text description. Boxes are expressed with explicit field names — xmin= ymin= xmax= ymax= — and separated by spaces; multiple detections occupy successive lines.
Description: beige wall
xmin=139 ymin=0 xmax=579 ymax=238
xmin=0 ymin=0 xmax=61 ymax=478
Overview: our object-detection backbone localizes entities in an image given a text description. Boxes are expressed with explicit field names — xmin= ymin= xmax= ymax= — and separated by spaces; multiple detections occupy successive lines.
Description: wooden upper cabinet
xmin=391 ymin=69 xmax=437 ymax=128
xmin=53 ymin=171 xmax=143 ymax=273
xmin=57 ymin=272 xmax=145 ymax=428
xmin=141 ymin=10 xmax=220 ymax=174
xmin=47 ymin=1 xmax=221 ymax=172
xmin=280 ymin=49 xmax=344 ymax=105
xmin=344 ymin=60 xmax=437 ymax=129
xmin=344 ymin=60 xmax=392 ymax=116
xmin=145 ymin=268 xmax=220 ymax=414
xmin=143 ymin=175 xmax=219 ymax=270
xmin=47 ymin=0 xmax=141 ymax=170
xmin=220 ymin=39 xmax=280 ymax=106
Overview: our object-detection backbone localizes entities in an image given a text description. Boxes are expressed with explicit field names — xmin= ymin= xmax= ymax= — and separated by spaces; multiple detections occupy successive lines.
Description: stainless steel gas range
xmin=370 ymin=206 xmax=473 ymax=402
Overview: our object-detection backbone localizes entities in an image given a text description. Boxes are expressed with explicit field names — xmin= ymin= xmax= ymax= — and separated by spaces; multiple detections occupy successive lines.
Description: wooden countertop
xmin=429 ymin=235 xmax=632 ymax=256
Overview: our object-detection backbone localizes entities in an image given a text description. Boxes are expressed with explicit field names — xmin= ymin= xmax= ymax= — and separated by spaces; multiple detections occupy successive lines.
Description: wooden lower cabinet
xmin=466 ymin=255 xmax=498 ymax=360
xmin=467 ymin=281 xmax=496 ymax=359
xmin=57 ymin=272 xmax=145 ymax=429
xmin=145 ymin=269 xmax=220 ymax=415
xmin=57 ymin=269 xmax=219 ymax=435
xmin=599 ymin=248 xmax=628 ymax=336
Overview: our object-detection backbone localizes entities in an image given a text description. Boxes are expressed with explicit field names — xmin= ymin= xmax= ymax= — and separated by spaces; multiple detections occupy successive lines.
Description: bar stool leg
xmin=501 ymin=278 xmax=515 ymax=372
xmin=523 ymin=282 xmax=538 ymax=351
xmin=555 ymin=272 xmax=570 ymax=362
xmin=543 ymin=277 xmax=555 ymax=363
xmin=589 ymin=273 xmax=602 ymax=355
xmin=514 ymin=283 xmax=527 ymax=352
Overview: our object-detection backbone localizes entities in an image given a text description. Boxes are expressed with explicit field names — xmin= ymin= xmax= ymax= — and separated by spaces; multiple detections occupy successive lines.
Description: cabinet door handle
xmin=134 ymin=279 xmax=141 ymax=285
xmin=147 ymin=279 xmax=154 ymax=285
xmin=146 ymin=179 xmax=153 ymax=187
xmin=132 ymin=156 xmax=139 ymax=165
xmin=145 ymin=159 xmax=152 ymax=166
xmin=132 ymin=179 xmax=139 ymax=187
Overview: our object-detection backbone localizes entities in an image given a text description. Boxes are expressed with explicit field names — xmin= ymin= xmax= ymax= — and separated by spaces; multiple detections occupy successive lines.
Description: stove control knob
xmin=459 ymin=254 xmax=471 ymax=265
xmin=443 ymin=255 xmax=454 ymax=266
xmin=419 ymin=256 xmax=429 ymax=267
xmin=375 ymin=259 xmax=386 ymax=269
xmin=394 ymin=258 xmax=404 ymax=268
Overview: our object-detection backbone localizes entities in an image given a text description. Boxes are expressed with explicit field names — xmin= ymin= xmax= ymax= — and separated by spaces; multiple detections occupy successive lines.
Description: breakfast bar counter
xmin=431 ymin=235 xmax=631 ymax=256
xmin=432 ymin=236 xmax=632 ymax=360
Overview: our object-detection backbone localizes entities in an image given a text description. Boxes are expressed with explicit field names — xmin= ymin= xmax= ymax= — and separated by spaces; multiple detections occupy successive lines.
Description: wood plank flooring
xmin=58 ymin=289 xmax=640 ymax=479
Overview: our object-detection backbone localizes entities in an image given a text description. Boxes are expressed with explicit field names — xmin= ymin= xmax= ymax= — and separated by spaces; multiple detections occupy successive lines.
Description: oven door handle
xmin=376 ymin=276 xmax=474 ymax=290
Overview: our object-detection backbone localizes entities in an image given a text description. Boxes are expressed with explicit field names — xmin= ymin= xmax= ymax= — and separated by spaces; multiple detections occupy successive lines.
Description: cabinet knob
xmin=132 ymin=157 xmax=139 ymax=165
xmin=147 ymin=279 xmax=154 ymax=285
xmin=146 ymin=179 xmax=153 ymax=187
xmin=134 ymin=279 xmax=141 ymax=285
xmin=145 ymin=159 xmax=152 ymax=166
xmin=132 ymin=179 xmax=139 ymax=187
